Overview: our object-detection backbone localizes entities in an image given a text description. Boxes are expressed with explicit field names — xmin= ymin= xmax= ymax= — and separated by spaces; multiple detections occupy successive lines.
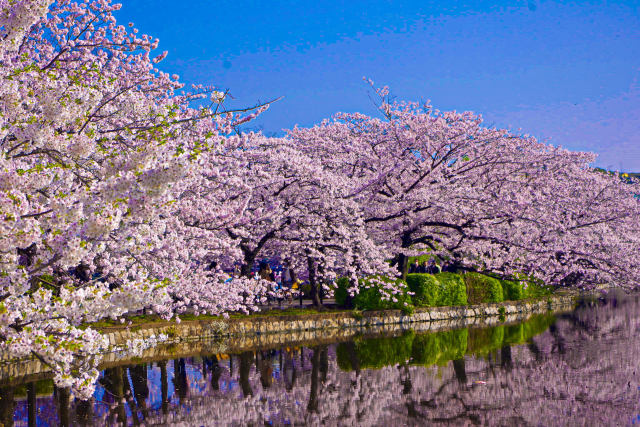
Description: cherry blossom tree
xmin=289 ymin=83 xmax=640 ymax=289
xmin=0 ymin=0 xmax=267 ymax=397
xmin=173 ymin=133 xmax=394 ymax=308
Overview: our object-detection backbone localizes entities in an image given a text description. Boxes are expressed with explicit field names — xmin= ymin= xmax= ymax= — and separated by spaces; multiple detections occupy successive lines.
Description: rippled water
xmin=4 ymin=292 xmax=640 ymax=426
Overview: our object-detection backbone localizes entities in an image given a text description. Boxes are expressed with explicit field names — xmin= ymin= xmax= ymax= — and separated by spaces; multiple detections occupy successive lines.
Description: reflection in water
xmin=7 ymin=293 xmax=640 ymax=425
xmin=0 ymin=385 xmax=14 ymax=427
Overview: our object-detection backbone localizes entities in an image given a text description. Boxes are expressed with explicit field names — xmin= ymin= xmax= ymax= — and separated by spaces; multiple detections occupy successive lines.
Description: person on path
xmin=409 ymin=260 xmax=420 ymax=274
xmin=282 ymin=259 xmax=297 ymax=302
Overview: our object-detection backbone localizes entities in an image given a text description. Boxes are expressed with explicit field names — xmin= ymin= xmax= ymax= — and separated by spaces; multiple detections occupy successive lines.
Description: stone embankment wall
xmin=0 ymin=294 xmax=576 ymax=385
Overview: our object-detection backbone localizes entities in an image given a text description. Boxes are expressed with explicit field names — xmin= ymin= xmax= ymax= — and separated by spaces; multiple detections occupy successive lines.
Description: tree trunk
xmin=397 ymin=253 xmax=409 ymax=280
xmin=241 ymin=250 xmax=256 ymax=277
xmin=306 ymin=255 xmax=323 ymax=307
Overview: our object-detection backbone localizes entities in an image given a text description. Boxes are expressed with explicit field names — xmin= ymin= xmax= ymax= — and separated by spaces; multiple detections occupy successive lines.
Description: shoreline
xmin=0 ymin=292 xmax=579 ymax=385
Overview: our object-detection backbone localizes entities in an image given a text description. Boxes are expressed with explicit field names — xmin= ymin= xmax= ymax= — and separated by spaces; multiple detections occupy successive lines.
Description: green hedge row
xmin=337 ymin=313 xmax=556 ymax=371
xmin=498 ymin=274 xmax=552 ymax=301
xmin=335 ymin=272 xmax=552 ymax=311
xmin=406 ymin=272 xmax=467 ymax=307
xmin=464 ymin=272 xmax=503 ymax=304
xmin=334 ymin=276 xmax=413 ymax=313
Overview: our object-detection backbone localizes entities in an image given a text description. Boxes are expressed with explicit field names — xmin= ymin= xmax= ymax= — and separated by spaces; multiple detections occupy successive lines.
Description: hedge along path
xmin=344 ymin=272 xmax=551 ymax=313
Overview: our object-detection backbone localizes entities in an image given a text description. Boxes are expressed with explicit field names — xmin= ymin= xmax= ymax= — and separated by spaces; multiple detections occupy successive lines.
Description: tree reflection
xmin=101 ymin=367 xmax=125 ymax=425
xmin=307 ymin=346 xmax=321 ymax=413
xmin=452 ymin=358 xmax=467 ymax=384
xmin=27 ymin=382 xmax=35 ymax=427
xmin=55 ymin=386 xmax=70 ymax=427
xmin=0 ymin=385 xmax=14 ymax=427
xmin=173 ymin=358 xmax=188 ymax=403
xmin=259 ymin=352 xmax=273 ymax=390
xmin=129 ymin=364 xmax=149 ymax=420
xmin=159 ymin=361 xmax=169 ymax=415
xmin=283 ymin=349 xmax=297 ymax=392
xmin=239 ymin=352 xmax=253 ymax=397
xmin=204 ymin=356 xmax=222 ymax=391
xmin=75 ymin=397 xmax=93 ymax=426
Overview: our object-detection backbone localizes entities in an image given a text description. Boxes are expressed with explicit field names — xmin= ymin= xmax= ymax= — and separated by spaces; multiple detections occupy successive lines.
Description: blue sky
xmin=116 ymin=0 xmax=639 ymax=170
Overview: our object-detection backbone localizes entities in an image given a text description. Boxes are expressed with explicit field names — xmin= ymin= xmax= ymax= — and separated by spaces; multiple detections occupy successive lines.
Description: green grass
xmin=85 ymin=307 xmax=345 ymax=331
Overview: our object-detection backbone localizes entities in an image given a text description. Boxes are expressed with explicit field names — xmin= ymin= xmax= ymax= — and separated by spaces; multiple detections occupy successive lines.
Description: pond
xmin=3 ymin=292 xmax=640 ymax=426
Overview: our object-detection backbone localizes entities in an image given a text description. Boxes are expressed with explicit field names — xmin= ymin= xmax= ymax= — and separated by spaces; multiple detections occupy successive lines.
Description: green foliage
xmin=513 ymin=273 xmax=553 ymax=298
xmin=299 ymin=282 xmax=312 ymax=297
xmin=467 ymin=325 xmax=505 ymax=357
xmin=410 ymin=328 xmax=468 ymax=366
xmin=500 ymin=273 xmax=553 ymax=301
xmin=336 ymin=331 xmax=414 ymax=371
xmin=336 ymin=313 xmax=557 ymax=372
xmin=406 ymin=273 xmax=440 ymax=307
xmin=334 ymin=277 xmax=350 ymax=307
xmin=336 ymin=276 xmax=413 ymax=312
xmin=464 ymin=272 xmax=503 ymax=304
xmin=501 ymin=279 xmax=525 ymax=301
xmin=14 ymin=379 xmax=54 ymax=398
xmin=524 ymin=281 xmax=553 ymax=298
xmin=407 ymin=254 xmax=440 ymax=265
xmin=433 ymin=272 xmax=468 ymax=306
xmin=522 ymin=313 xmax=556 ymax=337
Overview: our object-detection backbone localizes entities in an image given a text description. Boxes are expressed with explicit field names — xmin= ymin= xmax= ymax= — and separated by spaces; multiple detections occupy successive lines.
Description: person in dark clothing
xmin=409 ymin=260 xmax=420 ymax=274
xmin=419 ymin=260 xmax=429 ymax=273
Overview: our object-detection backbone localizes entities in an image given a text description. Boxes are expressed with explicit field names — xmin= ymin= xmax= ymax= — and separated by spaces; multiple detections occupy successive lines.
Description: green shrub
xmin=337 ymin=331 xmax=414 ymax=371
xmin=354 ymin=276 xmax=413 ymax=312
xmin=524 ymin=281 xmax=552 ymax=298
xmin=464 ymin=272 xmax=503 ymax=304
xmin=512 ymin=273 xmax=553 ymax=298
xmin=299 ymin=283 xmax=312 ymax=297
xmin=406 ymin=273 xmax=440 ymax=307
xmin=500 ymin=273 xmax=553 ymax=301
xmin=501 ymin=279 xmax=525 ymax=301
xmin=411 ymin=328 xmax=468 ymax=366
xmin=334 ymin=277 xmax=350 ymax=307
xmin=335 ymin=276 xmax=413 ymax=312
xmin=433 ymin=272 xmax=468 ymax=306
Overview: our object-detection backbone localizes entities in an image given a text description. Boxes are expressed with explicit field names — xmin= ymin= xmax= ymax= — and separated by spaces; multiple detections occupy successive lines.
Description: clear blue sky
xmin=116 ymin=0 xmax=640 ymax=171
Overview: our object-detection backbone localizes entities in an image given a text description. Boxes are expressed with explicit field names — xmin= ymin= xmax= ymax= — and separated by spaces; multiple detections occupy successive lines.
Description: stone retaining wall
xmin=0 ymin=294 xmax=577 ymax=385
